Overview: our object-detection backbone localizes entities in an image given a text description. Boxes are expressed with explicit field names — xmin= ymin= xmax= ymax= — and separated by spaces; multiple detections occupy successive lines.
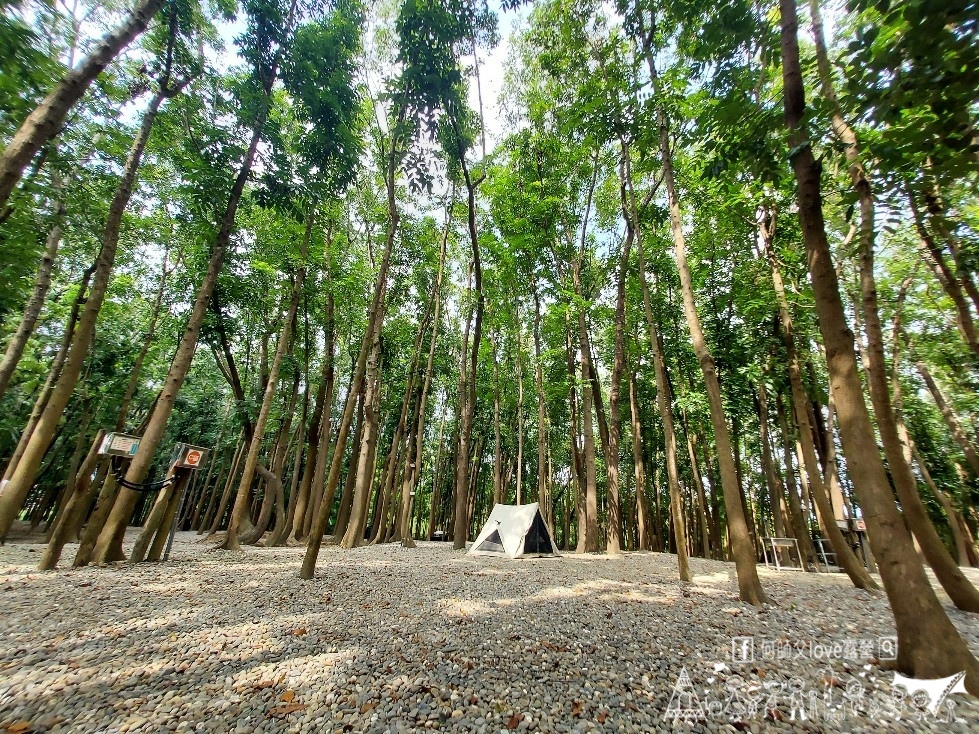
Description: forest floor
xmin=1 ymin=532 xmax=978 ymax=734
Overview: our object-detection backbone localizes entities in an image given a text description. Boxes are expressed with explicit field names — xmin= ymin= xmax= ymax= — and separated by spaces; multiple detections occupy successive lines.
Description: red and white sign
xmin=185 ymin=450 xmax=202 ymax=466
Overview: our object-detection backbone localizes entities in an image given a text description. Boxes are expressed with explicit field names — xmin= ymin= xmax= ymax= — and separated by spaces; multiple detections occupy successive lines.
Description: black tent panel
xmin=474 ymin=528 xmax=505 ymax=554
xmin=523 ymin=512 xmax=554 ymax=554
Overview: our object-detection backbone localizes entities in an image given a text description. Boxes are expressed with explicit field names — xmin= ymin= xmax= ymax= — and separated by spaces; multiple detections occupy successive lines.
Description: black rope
xmin=111 ymin=458 xmax=176 ymax=492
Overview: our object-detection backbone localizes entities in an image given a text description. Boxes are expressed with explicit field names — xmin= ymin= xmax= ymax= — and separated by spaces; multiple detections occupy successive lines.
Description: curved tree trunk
xmin=921 ymin=185 xmax=979 ymax=317
xmin=222 ymin=259 xmax=304 ymax=550
xmin=241 ymin=366 xmax=299 ymax=546
xmin=779 ymin=0 xmax=979 ymax=688
xmin=906 ymin=191 xmax=979 ymax=358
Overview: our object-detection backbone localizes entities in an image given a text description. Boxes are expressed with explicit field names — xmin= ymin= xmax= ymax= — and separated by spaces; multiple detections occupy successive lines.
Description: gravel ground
xmin=1 ymin=531 xmax=978 ymax=733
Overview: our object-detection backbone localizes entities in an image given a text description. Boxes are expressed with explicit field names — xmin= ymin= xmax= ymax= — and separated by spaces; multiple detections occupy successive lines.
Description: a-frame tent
xmin=468 ymin=502 xmax=559 ymax=558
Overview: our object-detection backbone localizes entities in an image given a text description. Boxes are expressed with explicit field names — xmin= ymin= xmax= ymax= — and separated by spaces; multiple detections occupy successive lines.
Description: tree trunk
xmin=223 ymin=216 xmax=307 ymax=550
xmin=452 ymin=166 xmax=485 ymax=550
xmin=0 ymin=0 xmax=166 ymax=211
xmin=2 ymin=264 xmax=90 ymax=484
xmin=822 ymin=388 xmax=850 ymax=520
xmin=341 ymin=314 xmax=383 ymax=548
xmin=685 ymin=426 xmax=712 ymax=559
xmin=566 ymin=329 xmax=586 ymax=554
xmin=775 ymin=390 xmax=818 ymax=567
xmin=396 ymin=202 xmax=450 ymax=545
xmin=628 ymin=371 xmax=653 ymax=552
xmin=809 ymin=0 xmax=978 ymax=608
xmin=532 ymin=287 xmax=548 ymax=518
xmin=207 ymin=438 xmax=244 ymax=535
xmin=269 ymin=376 xmax=308 ymax=546
xmin=621 ymin=154 xmax=689 ymax=575
xmin=92 ymin=102 xmax=268 ymax=564
xmin=0 ymin=88 xmax=169 ymax=540
xmin=515 ymin=303 xmax=524 ymax=505
xmin=650 ymin=62 xmax=764 ymax=603
xmin=426 ymin=409 xmax=448 ymax=540
xmin=42 ymin=402 xmax=90 ymax=536
xmin=921 ymin=184 xmax=979 ymax=317
xmin=300 ymin=113 xmax=402 ymax=578
xmin=760 ymin=208 xmax=876 ymax=589
xmin=0 ymin=205 xmax=64 ymax=400
xmin=906 ymin=190 xmax=979 ymax=358
xmin=195 ymin=445 xmax=226 ymax=532
xmin=130 ymin=466 xmax=181 ymax=563
xmin=779 ymin=0 xmax=979 ymax=688
xmin=577 ymin=342 xmax=600 ymax=553
xmin=370 ymin=295 xmax=430 ymax=543
xmin=115 ymin=245 xmax=172 ymax=432
xmin=295 ymin=266 xmax=336 ymax=541
xmin=756 ymin=386 xmax=786 ymax=544
xmin=242 ymin=365 xmax=299 ymax=545
xmin=38 ymin=429 xmax=104 ymax=569
xmin=913 ymin=358 xmax=979 ymax=477
xmin=491 ymin=332 xmax=503 ymax=505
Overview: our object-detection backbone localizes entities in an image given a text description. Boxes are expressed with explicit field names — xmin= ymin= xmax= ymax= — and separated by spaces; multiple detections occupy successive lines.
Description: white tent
xmin=468 ymin=502 xmax=559 ymax=558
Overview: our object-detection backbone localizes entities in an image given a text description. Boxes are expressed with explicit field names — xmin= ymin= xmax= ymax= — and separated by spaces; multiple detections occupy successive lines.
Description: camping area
xmin=2 ymin=0 xmax=979 ymax=730
xmin=3 ymin=531 xmax=979 ymax=732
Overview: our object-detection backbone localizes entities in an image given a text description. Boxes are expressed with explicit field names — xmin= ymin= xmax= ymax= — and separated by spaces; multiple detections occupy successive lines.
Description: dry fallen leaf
xmin=506 ymin=713 xmax=524 ymax=729
xmin=572 ymin=701 xmax=584 ymax=717
xmin=289 ymin=628 xmax=307 ymax=636
xmin=597 ymin=711 xmax=607 ymax=724
xmin=269 ymin=703 xmax=307 ymax=717
xmin=6 ymin=721 xmax=32 ymax=734
xmin=280 ymin=689 xmax=295 ymax=703
xmin=360 ymin=701 xmax=376 ymax=714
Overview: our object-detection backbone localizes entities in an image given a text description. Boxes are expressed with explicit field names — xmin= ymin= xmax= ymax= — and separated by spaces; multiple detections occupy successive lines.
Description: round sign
xmin=186 ymin=450 xmax=202 ymax=466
